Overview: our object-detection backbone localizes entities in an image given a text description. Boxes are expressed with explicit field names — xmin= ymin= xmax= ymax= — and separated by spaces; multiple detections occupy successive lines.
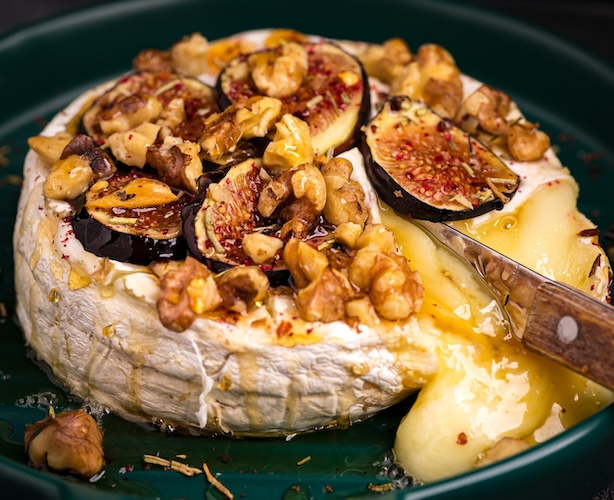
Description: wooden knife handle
xmin=523 ymin=281 xmax=614 ymax=391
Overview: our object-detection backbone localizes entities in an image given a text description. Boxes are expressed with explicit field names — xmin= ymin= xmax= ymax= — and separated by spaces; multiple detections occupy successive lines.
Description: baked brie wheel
xmin=14 ymin=29 xmax=613 ymax=483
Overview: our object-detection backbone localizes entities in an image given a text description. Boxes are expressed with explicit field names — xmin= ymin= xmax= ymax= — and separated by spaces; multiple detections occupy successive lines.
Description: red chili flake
xmin=456 ymin=432 xmax=468 ymax=445
xmin=277 ymin=321 xmax=293 ymax=337
xmin=578 ymin=228 xmax=600 ymax=237
xmin=580 ymin=150 xmax=603 ymax=163
xmin=218 ymin=454 xmax=232 ymax=463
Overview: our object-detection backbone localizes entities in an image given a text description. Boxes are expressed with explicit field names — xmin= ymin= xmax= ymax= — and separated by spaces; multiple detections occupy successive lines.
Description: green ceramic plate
xmin=0 ymin=1 xmax=613 ymax=499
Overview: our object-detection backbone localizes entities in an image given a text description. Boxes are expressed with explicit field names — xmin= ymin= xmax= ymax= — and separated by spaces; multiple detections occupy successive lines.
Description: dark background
xmin=0 ymin=1 xmax=613 ymax=499
xmin=1 ymin=0 xmax=613 ymax=65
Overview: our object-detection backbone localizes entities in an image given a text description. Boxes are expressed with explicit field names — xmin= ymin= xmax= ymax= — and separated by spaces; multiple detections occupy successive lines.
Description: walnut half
xmin=24 ymin=409 xmax=105 ymax=478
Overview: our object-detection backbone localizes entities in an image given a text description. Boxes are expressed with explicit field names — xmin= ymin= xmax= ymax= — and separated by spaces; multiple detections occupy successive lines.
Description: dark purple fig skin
xmin=216 ymin=42 xmax=371 ymax=156
xmin=360 ymin=136 xmax=507 ymax=222
xmin=71 ymin=208 xmax=187 ymax=265
xmin=360 ymin=96 xmax=518 ymax=222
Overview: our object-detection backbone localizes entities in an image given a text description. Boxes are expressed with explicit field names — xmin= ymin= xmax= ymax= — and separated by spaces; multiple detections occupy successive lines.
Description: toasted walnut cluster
xmin=358 ymin=37 xmax=551 ymax=162
xmin=200 ymin=96 xmax=284 ymax=162
xmin=29 ymin=29 xmax=555 ymax=335
xmin=462 ymin=84 xmax=550 ymax=161
xmin=133 ymin=29 xmax=309 ymax=78
xmin=153 ymin=112 xmax=422 ymax=332
xmin=285 ymin=224 xmax=423 ymax=324
xmin=32 ymin=134 xmax=116 ymax=201
xmin=155 ymin=257 xmax=269 ymax=331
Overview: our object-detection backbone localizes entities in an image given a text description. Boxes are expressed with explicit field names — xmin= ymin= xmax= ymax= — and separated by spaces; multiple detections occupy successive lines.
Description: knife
xmin=412 ymin=219 xmax=614 ymax=391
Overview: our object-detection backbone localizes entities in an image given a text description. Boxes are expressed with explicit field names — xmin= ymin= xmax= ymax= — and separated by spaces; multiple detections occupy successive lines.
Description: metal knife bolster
xmin=413 ymin=220 xmax=547 ymax=339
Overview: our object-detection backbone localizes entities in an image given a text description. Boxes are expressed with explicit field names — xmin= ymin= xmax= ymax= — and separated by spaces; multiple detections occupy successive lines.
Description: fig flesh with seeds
xmin=80 ymin=71 xmax=219 ymax=146
xmin=183 ymin=159 xmax=289 ymax=284
xmin=361 ymin=95 xmax=520 ymax=221
xmin=216 ymin=42 xmax=370 ymax=156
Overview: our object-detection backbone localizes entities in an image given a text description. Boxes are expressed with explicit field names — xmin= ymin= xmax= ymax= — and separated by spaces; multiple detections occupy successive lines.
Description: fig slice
xmin=184 ymin=159 xmax=289 ymax=283
xmin=361 ymin=95 xmax=520 ymax=221
xmin=71 ymin=171 xmax=191 ymax=265
xmin=80 ymin=71 xmax=219 ymax=146
xmin=216 ymin=41 xmax=370 ymax=156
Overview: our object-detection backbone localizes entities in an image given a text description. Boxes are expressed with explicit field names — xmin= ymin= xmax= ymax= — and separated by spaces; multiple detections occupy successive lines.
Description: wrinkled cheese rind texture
xmin=13 ymin=85 xmax=437 ymax=437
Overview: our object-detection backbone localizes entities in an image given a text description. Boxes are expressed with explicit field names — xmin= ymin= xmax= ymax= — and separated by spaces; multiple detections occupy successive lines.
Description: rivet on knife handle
xmin=523 ymin=281 xmax=614 ymax=391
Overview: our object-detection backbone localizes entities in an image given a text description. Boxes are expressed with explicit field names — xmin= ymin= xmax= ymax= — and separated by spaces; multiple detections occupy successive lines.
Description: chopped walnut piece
xmin=345 ymin=296 xmax=380 ymax=327
xmin=242 ymin=232 xmax=284 ymax=264
xmin=263 ymin=114 xmax=314 ymax=174
xmin=60 ymin=134 xmax=116 ymax=177
xmin=99 ymin=93 xmax=163 ymax=136
xmin=296 ymin=268 xmax=354 ymax=322
xmin=156 ymin=97 xmax=186 ymax=136
xmin=258 ymin=163 xmax=327 ymax=236
xmin=321 ymin=157 xmax=368 ymax=227
xmin=216 ymin=266 xmax=270 ymax=313
xmin=283 ymin=238 xmax=330 ymax=289
xmin=257 ymin=170 xmax=293 ymax=218
xmin=157 ymin=256 xmax=222 ymax=332
xmin=108 ymin=121 xmax=161 ymax=168
xmin=463 ymin=84 xmax=511 ymax=136
xmin=147 ymin=136 xmax=203 ymax=193
xmin=27 ymin=132 xmax=74 ymax=167
xmin=334 ymin=222 xmax=364 ymax=249
xmin=507 ymin=121 xmax=551 ymax=161
xmin=249 ymin=42 xmax=308 ymax=98
xmin=171 ymin=33 xmax=209 ymax=77
xmin=369 ymin=252 xmax=423 ymax=320
xmin=24 ymin=409 xmax=105 ymax=478
xmin=355 ymin=224 xmax=398 ymax=253
xmin=358 ymin=38 xmax=412 ymax=85
xmin=392 ymin=43 xmax=463 ymax=119
xmin=347 ymin=224 xmax=423 ymax=321
xmin=200 ymin=96 xmax=283 ymax=161
xmin=43 ymin=135 xmax=116 ymax=201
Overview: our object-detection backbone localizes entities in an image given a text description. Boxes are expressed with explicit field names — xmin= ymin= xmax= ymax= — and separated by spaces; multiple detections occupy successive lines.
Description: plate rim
xmin=1 ymin=1 xmax=613 ymax=499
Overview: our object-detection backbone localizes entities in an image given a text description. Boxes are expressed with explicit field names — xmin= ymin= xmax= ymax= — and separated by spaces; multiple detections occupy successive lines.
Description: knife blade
xmin=412 ymin=219 xmax=614 ymax=391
